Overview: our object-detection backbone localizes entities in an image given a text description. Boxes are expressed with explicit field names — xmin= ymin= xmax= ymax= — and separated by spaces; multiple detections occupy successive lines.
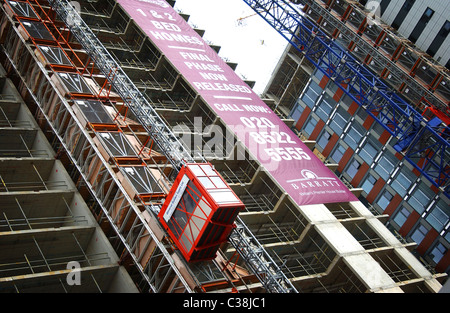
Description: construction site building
xmin=0 ymin=60 xmax=137 ymax=292
xmin=0 ymin=0 xmax=446 ymax=293
xmin=262 ymin=0 xmax=449 ymax=277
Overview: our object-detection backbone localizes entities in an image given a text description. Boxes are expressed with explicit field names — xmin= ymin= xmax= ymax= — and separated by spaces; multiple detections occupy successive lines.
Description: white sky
xmin=173 ymin=0 xmax=287 ymax=94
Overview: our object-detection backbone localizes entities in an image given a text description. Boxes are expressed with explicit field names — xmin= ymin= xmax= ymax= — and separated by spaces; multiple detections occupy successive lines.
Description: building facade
xmin=263 ymin=0 xmax=449 ymax=276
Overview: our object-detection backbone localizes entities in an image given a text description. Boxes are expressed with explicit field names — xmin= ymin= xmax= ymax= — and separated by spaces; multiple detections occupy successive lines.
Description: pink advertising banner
xmin=117 ymin=0 xmax=357 ymax=205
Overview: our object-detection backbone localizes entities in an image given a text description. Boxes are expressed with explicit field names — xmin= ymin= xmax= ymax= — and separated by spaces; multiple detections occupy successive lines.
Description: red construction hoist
xmin=158 ymin=163 xmax=244 ymax=262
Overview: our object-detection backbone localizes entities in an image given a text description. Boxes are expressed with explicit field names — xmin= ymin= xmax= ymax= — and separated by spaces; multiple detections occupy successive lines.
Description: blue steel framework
xmin=242 ymin=0 xmax=449 ymax=197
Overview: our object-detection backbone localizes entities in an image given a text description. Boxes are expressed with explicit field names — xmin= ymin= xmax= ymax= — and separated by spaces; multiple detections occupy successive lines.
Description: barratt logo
xmin=287 ymin=169 xmax=341 ymax=189
xmin=137 ymin=0 xmax=169 ymax=8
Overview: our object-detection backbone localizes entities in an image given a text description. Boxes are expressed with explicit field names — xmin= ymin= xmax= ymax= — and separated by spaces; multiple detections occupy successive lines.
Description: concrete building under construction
xmin=260 ymin=0 xmax=450 ymax=277
xmin=0 ymin=0 xmax=447 ymax=293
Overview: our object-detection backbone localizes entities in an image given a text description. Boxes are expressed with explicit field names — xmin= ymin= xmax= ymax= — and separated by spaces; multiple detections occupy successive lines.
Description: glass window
xmin=316 ymin=94 xmax=336 ymax=121
xmin=393 ymin=207 xmax=411 ymax=227
xmin=301 ymin=81 xmax=322 ymax=108
xmin=7 ymin=1 xmax=39 ymax=19
xmin=408 ymin=183 xmax=434 ymax=214
xmin=359 ymin=0 xmax=368 ymax=6
xmin=310 ymin=80 xmax=323 ymax=95
xmin=330 ymin=107 xmax=350 ymax=135
xmin=186 ymin=182 xmax=201 ymax=203
xmin=375 ymin=151 xmax=397 ymax=180
xmin=344 ymin=123 xmax=365 ymax=150
xmin=21 ymin=20 xmax=54 ymax=41
xmin=317 ymin=130 xmax=332 ymax=149
xmin=427 ymin=20 xmax=450 ymax=57
xmin=356 ymin=105 xmax=368 ymax=121
xmin=331 ymin=144 xmax=346 ymax=163
xmin=290 ymin=101 xmax=305 ymax=122
xmin=411 ymin=224 xmax=428 ymax=245
xmin=423 ymin=161 xmax=440 ymax=182
xmin=169 ymin=202 xmax=189 ymax=238
xmin=391 ymin=0 xmax=416 ymax=29
xmin=426 ymin=204 xmax=449 ymax=232
xmin=180 ymin=232 xmax=193 ymax=252
xmin=314 ymin=68 xmax=324 ymax=81
xmin=198 ymin=199 xmax=212 ymax=217
xmin=181 ymin=186 xmax=198 ymax=214
xmin=328 ymin=79 xmax=340 ymax=94
xmin=430 ymin=242 xmax=447 ymax=264
xmin=347 ymin=158 xmax=361 ymax=178
xmin=379 ymin=0 xmax=390 ymax=16
xmin=391 ymin=169 xmax=415 ymax=197
xmin=408 ymin=7 xmax=435 ymax=43
xmin=372 ymin=121 xmax=386 ymax=137
xmin=361 ymin=173 xmax=377 ymax=194
xmin=342 ymin=94 xmax=354 ymax=107
xmin=304 ymin=116 xmax=318 ymax=136
xmin=377 ymin=189 xmax=393 ymax=210
xmin=359 ymin=139 xmax=380 ymax=165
